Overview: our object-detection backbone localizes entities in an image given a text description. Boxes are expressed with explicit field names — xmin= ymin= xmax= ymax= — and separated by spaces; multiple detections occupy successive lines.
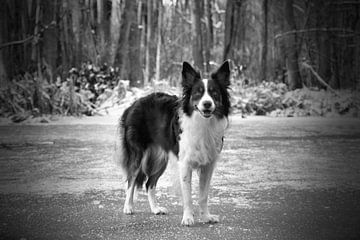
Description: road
xmin=1 ymin=115 xmax=360 ymax=240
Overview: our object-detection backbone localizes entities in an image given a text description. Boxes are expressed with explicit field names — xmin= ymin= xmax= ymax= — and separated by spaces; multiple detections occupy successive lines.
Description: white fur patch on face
xmin=197 ymin=79 xmax=215 ymax=118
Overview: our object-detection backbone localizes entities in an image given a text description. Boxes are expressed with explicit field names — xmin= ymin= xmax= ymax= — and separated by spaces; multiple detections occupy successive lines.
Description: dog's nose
xmin=203 ymin=101 xmax=212 ymax=109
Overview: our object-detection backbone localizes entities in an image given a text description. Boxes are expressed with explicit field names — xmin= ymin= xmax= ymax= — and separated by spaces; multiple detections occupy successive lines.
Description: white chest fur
xmin=178 ymin=112 xmax=228 ymax=168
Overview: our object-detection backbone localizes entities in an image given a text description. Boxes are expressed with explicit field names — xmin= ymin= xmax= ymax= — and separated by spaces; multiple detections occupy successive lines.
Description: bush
xmin=231 ymin=82 xmax=359 ymax=117
xmin=232 ymin=81 xmax=288 ymax=115
xmin=0 ymin=62 xmax=122 ymax=121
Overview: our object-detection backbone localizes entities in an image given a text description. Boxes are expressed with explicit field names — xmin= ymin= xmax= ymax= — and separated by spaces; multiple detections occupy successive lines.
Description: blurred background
xmin=0 ymin=0 xmax=359 ymax=121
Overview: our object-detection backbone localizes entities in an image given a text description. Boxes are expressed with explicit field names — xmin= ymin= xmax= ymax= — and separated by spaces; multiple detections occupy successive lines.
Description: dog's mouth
xmin=195 ymin=105 xmax=213 ymax=118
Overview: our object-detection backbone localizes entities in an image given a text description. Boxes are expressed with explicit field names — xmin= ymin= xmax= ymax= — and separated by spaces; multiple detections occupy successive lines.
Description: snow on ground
xmin=1 ymin=81 xmax=359 ymax=126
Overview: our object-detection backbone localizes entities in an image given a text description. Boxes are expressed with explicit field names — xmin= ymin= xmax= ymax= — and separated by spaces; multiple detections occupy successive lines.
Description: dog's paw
xmin=123 ymin=205 xmax=134 ymax=215
xmin=201 ymin=214 xmax=219 ymax=224
xmin=181 ymin=212 xmax=195 ymax=226
xmin=152 ymin=206 xmax=168 ymax=215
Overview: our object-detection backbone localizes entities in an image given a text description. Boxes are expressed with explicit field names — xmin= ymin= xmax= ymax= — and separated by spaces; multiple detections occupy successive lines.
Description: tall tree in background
xmin=204 ymin=0 xmax=214 ymax=73
xmin=283 ymin=0 xmax=302 ymax=90
xmin=144 ymin=0 xmax=152 ymax=85
xmin=116 ymin=0 xmax=133 ymax=75
xmin=315 ymin=0 xmax=331 ymax=88
xmin=97 ymin=0 xmax=106 ymax=58
xmin=223 ymin=0 xmax=244 ymax=63
xmin=42 ymin=0 xmax=58 ymax=81
xmin=0 ymin=2 xmax=8 ymax=83
xmin=110 ymin=0 xmax=123 ymax=65
xmin=155 ymin=0 xmax=163 ymax=82
xmin=1 ymin=0 xmax=359 ymax=91
xmin=71 ymin=0 xmax=82 ymax=67
xmin=127 ymin=0 xmax=142 ymax=86
xmin=190 ymin=0 xmax=204 ymax=71
xmin=260 ymin=0 xmax=268 ymax=81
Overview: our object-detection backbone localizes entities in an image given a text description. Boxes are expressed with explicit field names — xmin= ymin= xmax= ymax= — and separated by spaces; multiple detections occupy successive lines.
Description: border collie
xmin=115 ymin=60 xmax=230 ymax=226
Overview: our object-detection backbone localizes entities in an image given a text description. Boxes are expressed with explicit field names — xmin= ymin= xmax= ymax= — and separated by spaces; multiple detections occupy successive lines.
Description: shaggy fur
xmin=115 ymin=61 xmax=231 ymax=225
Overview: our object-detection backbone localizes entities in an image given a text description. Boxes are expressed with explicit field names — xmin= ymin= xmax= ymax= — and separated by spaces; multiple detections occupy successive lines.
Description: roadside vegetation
xmin=1 ymin=1 xmax=359 ymax=122
xmin=1 ymin=61 xmax=358 ymax=123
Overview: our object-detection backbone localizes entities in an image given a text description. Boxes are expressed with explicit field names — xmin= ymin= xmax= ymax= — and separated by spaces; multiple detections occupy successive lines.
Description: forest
xmin=0 ymin=0 xmax=359 ymax=121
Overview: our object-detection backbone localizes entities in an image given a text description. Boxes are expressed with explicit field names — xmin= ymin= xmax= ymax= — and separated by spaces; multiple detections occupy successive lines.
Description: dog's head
xmin=181 ymin=61 xmax=231 ymax=119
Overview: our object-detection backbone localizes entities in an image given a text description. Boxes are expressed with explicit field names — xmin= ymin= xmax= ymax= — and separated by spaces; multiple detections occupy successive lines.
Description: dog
xmin=115 ymin=60 xmax=231 ymax=226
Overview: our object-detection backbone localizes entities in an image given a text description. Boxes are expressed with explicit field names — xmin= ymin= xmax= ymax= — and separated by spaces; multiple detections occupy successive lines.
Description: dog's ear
xmin=182 ymin=62 xmax=200 ymax=87
xmin=211 ymin=60 xmax=230 ymax=87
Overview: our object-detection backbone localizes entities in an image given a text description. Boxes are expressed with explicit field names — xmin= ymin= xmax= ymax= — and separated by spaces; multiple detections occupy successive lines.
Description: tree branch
xmin=275 ymin=28 xmax=360 ymax=40
xmin=0 ymin=36 xmax=34 ymax=50
xmin=302 ymin=62 xmax=339 ymax=96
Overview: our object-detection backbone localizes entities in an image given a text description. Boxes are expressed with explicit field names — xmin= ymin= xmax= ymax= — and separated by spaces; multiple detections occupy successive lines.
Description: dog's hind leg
xmin=146 ymin=164 xmax=168 ymax=215
xmin=123 ymin=169 xmax=140 ymax=215
xmin=199 ymin=162 xmax=219 ymax=223
xmin=147 ymin=186 xmax=168 ymax=215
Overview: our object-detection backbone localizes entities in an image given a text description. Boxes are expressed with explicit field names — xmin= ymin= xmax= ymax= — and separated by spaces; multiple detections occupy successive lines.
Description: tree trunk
xmin=155 ymin=0 xmax=162 ymax=82
xmin=144 ymin=0 xmax=152 ymax=85
xmin=118 ymin=0 xmax=142 ymax=86
xmin=260 ymin=0 xmax=268 ymax=81
xmin=116 ymin=0 xmax=134 ymax=77
xmin=71 ymin=0 xmax=82 ymax=67
xmin=284 ymin=0 xmax=302 ymax=90
xmin=0 ymin=3 xmax=8 ymax=84
xmin=128 ymin=0 xmax=142 ymax=87
xmin=0 ymin=38 xmax=7 ymax=84
xmin=190 ymin=0 xmax=204 ymax=72
xmin=42 ymin=0 xmax=58 ymax=82
xmin=204 ymin=0 xmax=213 ymax=73
xmin=59 ymin=0 xmax=71 ymax=76
xmin=97 ymin=0 xmax=106 ymax=62
xmin=109 ymin=0 xmax=122 ymax=65
xmin=355 ymin=4 xmax=360 ymax=90
xmin=223 ymin=0 xmax=243 ymax=63
xmin=315 ymin=0 xmax=331 ymax=88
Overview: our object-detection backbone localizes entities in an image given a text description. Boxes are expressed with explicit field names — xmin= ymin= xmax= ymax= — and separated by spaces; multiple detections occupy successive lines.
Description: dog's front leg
xmin=199 ymin=162 xmax=219 ymax=223
xmin=179 ymin=160 xmax=194 ymax=226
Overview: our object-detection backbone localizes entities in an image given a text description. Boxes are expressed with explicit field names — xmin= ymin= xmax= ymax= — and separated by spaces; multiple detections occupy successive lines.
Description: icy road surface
xmin=0 ymin=115 xmax=360 ymax=239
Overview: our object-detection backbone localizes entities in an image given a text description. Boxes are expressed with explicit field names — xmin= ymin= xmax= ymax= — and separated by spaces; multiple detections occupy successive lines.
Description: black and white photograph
xmin=1 ymin=0 xmax=360 ymax=239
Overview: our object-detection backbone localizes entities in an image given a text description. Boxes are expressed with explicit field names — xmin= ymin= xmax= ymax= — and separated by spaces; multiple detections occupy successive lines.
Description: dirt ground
xmin=1 ymin=115 xmax=360 ymax=240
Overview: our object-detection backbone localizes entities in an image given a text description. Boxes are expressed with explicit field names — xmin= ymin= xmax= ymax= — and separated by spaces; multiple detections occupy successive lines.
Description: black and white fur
xmin=115 ymin=61 xmax=231 ymax=226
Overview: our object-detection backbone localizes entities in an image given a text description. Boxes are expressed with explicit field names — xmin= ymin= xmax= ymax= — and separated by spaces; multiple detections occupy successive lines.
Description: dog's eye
xmin=194 ymin=87 xmax=203 ymax=96
xmin=210 ymin=90 xmax=220 ymax=100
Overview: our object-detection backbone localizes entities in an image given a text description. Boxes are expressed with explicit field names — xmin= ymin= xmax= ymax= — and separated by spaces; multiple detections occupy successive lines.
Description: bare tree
xmin=116 ymin=0 xmax=134 ymax=78
xmin=223 ymin=0 xmax=244 ymax=63
xmin=70 ymin=0 xmax=82 ymax=67
xmin=1 ymin=0 xmax=359 ymax=91
xmin=97 ymin=0 xmax=105 ymax=50
xmin=284 ymin=0 xmax=302 ymax=90
xmin=42 ymin=0 xmax=58 ymax=81
xmin=0 ymin=2 xmax=8 ymax=83
xmin=127 ymin=0 xmax=143 ymax=86
xmin=144 ymin=0 xmax=152 ymax=85
xmin=190 ymin=0 xmax=204 ymax=71
xmin=155 ymin=0 xmax=163 ymax=82
xmin=204 ymin=0 xmax=214 ymax=73
xmin=109 ymin=0 xmax=123 ymax=65
xmin=260 ymin=0 xmax=268 ymax=81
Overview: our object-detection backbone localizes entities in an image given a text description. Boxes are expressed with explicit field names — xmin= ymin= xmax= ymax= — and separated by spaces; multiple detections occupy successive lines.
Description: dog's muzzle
xmin=195 ymin=105 xmax=213 ymax=118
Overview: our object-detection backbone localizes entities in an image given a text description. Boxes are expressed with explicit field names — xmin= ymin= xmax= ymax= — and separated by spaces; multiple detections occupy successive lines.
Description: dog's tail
xmin=114 ymin=111 xmax=147 ymax=188
xmin=115 ymin=112 xmax=169 ymax=189
xmin=114 ymin=118 xmax=126 ymax=176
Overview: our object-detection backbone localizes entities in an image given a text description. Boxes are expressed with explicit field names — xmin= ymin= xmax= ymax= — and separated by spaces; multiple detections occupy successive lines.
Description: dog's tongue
xmin=195 ymin=105 xmax=212 ymax=118
xmin=201 ymin=110 xmax=212 ymax=118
